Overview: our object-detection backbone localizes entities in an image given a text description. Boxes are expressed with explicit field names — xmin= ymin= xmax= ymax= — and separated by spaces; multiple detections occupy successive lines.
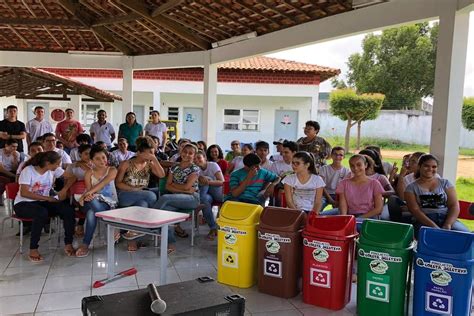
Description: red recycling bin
xmin=302 ymin=214 xmax=357 ymax=310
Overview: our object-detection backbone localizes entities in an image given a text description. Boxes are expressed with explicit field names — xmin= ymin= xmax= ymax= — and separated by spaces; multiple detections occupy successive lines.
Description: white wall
xmin=318 ymin=110 xmax=474 ymax=149
xmin=161 ymin=93 xmax=311 ymax=151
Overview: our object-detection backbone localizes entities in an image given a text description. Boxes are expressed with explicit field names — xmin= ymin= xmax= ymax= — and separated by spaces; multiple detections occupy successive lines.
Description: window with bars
xmin=82 ymin=104 xmax=100 ymax=127
xmin=223 ymin=109 xmax=259 ymax=131
xmin=168 ymin=107 xmax=179 ymax=121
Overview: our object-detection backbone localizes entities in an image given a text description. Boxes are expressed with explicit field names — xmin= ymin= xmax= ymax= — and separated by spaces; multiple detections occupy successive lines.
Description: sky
xmin=267 ymin=12 xmax=474 ymax=97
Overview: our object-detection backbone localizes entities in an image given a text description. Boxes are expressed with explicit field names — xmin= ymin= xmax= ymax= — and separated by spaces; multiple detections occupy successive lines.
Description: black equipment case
xmin=82 ymin=277 xmax=245 ymax=315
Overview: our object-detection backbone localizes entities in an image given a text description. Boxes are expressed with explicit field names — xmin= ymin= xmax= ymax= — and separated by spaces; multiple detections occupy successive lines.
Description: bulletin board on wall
xmin=162 ymin=120 xmax=179 ymax=142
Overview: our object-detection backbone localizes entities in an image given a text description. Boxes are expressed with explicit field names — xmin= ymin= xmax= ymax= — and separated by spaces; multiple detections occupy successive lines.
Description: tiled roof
xmin=219 ymin=56 xmax=340 ymax=82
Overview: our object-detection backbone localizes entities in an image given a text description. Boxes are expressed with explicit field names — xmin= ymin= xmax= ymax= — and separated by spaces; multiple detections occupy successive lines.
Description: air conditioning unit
xmin=352 ymin=0 xmax=388 ymax=9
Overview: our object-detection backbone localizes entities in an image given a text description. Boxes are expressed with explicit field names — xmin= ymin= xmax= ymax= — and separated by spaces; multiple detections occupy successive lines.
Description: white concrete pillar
xmin=310 ymin=85 xmax=320 ymax=121
xmin=68 ymin=95 xmax=82 ymax=125
xmin=153 ymin=91 xmax=161 ymax=113
xmin=430 ymin=4 xmax=470 ymax=182
xmin=122 ymin=57 xmax=134 ymax=121
xmin=203 ymin=53 xmax=218 ymax=144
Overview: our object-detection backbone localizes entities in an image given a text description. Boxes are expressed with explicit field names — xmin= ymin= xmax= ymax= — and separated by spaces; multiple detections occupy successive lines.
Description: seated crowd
xmin=0 ymin=104 xmax=469 ymax=263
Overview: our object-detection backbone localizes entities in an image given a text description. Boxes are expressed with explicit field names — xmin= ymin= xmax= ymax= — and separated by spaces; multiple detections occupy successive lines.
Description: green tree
xmin=462 ymin=97 xmax=474 ymax=131
xmin=347 ymin=23 xmax=438 ymax=109
xmin=330 ymin=89 xmax=385 ymax=152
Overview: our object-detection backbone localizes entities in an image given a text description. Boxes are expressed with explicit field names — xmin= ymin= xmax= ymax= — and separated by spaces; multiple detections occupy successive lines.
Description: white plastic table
xmin=96 ymin=207 xmax=189 ymax=285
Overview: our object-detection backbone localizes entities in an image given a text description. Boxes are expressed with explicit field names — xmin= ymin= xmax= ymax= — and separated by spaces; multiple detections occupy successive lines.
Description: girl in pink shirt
xmin=336 ymin=155 xmax=384 ymax=220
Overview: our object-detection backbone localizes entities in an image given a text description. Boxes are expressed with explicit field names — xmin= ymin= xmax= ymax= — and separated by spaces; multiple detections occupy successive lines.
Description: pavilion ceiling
xmin=0 ymin=0 xmax=354 ymax=56
xmin=0 ymin=66 xmax=122 ymax=102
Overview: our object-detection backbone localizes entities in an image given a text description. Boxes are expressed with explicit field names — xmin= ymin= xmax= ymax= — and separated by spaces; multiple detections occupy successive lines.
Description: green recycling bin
xmin=356 ymin=220 xmax=414 ymax=316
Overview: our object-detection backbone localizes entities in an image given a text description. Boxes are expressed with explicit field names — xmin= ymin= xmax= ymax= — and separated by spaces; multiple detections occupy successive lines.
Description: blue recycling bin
xmin=413 ymin=227 xmax=474 ymax=315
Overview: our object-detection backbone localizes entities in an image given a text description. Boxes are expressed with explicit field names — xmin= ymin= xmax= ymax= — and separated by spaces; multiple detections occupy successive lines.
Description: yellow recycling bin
xmin=217 ymin=201 xmax=263 ymax=288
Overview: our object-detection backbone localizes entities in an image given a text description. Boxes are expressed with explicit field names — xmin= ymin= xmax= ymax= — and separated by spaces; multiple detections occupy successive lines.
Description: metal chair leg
xmin=19 ymin=221 xmax=23 ymax=254
xmin=191 ymin=210 xmax=195 ymax=247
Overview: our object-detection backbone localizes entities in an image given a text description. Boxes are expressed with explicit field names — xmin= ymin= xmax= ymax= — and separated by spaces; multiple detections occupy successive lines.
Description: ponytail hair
xmin=349 ymin=154 xmax=368 ymax=169
xmin=24 ymin=151 xmax=61 ymax=168
xmin=293 ymin=151 xmax=317 ymax=175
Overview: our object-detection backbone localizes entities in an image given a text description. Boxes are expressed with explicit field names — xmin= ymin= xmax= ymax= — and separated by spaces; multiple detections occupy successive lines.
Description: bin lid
xmin=217 ymin=201 xmax=263 ymax=226
xmin=303 ymin=214 xmax=356 ymax=237
xmin=258 ymin=207 xmax=306 ymax=232
xmin=416 ymin=227 xmax=474 ymax=261
xmin=359 ymin=220 xmax=414 ymax=249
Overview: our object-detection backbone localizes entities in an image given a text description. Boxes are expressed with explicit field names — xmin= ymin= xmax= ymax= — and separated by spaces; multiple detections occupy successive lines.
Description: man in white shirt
xmin=144 ymin=111 xmax=167 ymax=148
xmin=26 ymin=106 xmax=54 ymax=145
xmin=319 ymin=146 xmax=350 ymax=212
xmin=270 ymin=141 xmax=296 ymax=177
xmin=255 ymin=141 xmax=273 ymax=170
xmin=90 ymin=110 xmax=115 ymax=149
xmin=42 ymin=133 xmax=72 ymax=168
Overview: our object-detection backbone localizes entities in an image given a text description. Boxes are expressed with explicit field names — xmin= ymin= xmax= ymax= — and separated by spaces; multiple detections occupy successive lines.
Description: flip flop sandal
xmin=127 ymin=242 xmax=139 ymax=252
xmin=122 ymin=231 xmax=146 ymax=240
xmin=167 ymin=248 xmax=176 ymax=255
xmin=64 ymin=248 xmax=76 ymax=257
xmin=174 ymin=228 xmax=189 ymax=238
xmin=28 ymin=254 xmax=44 ymax=263
xmin=76 ymin=248 xmax=89 ymax=258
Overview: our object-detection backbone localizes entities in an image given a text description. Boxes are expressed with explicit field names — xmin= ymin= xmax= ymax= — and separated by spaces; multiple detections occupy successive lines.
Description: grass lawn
xmin=324 ymin=136 xmax=474 ymax=157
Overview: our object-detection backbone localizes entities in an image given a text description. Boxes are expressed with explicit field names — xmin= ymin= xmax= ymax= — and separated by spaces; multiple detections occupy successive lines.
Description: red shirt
xmin=217 ymin=159 xmax=229 ymax=175
xmin=55 ymin=119 xmax=84 ymax=145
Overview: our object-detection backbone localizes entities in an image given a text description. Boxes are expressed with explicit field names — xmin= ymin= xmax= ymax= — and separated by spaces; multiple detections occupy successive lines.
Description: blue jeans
xmin=414 ymin=213 xmax=470 ymax=237
xmin=199 ymin=185 xmax=222 ymax=230
xmin=118 ymin=190 xmax=158 ymax=208
xmin=153 ymin=193 xmax=200 ymax=243
xmin=82 ymin=199 xmax=111 ymax=245
xmin=320 ymin=194 xmax=337 ymax=212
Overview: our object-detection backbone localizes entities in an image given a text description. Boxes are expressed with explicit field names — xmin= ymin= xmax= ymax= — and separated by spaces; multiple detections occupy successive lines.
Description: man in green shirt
xmin=225 ymin=140 xmax=242 ymax=162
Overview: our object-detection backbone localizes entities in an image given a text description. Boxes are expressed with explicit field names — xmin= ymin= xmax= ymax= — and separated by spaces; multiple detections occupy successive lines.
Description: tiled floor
xmin=0 ymin=209 xmax=468 ymax=316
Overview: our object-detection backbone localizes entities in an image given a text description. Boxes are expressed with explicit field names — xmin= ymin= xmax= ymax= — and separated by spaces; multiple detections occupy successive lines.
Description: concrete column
xmin=203 ymin=53 xmax=218 ymax=144
xmin=69 ymin=95 xmax=82 ymax=124
xmin=153 ymin=91 xmax=161 ymax=113
xmin=310 ymin=85 xmax=320 ymax=121
xmin=430 ymin=4 xmax=470 ymax=182
xmin=122 ymin=58 xmax=134 ymax=121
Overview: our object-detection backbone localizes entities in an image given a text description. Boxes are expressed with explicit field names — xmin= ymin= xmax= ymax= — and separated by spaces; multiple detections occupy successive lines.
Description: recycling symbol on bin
xmin=372 ymin=286 xmax=385 ymax=297
xmin=268 ymin=264 xmax=279 ymax=273
xmin=226 ymin=255 xmax=235 ymax=264
xmin=432 ymin=298 xmax=446 ymax=310
xmin=427 ymin=293 xmax=451 ymax=313
xmin=314 ymin=273 xmax=326 ymax=283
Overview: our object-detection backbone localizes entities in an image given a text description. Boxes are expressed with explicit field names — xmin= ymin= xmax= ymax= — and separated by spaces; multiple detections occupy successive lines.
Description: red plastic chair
xmin=459 ymin=200 xmax=474 ymax=220
xmin=1 ymin=183 xmax=33 ymax=253
xmin=69 ymin=181 xmax=86 ymax=219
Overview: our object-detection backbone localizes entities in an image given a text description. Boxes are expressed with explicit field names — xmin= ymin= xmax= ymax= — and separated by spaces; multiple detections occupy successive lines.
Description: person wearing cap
xmin=270 ymin=139 xmax=285 ymax=162
xmin=225 ymin=140 xmax=241 ymax=162
xmin=225 ymin=153 xmax=280 ymax=206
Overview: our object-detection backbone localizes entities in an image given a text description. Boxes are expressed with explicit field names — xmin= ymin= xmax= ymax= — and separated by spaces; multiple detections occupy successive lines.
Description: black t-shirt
xmin=0 ymin=119 xmax=26 ymax=152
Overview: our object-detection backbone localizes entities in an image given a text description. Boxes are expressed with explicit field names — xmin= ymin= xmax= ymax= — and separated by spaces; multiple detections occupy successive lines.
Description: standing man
xmin=0 ymin=105 xmax=27 ymax=154
xmin=90 ymin=110 xmax=115 ymax=149
xmin=26 ymin=106 xmax=53 ymax=145
xmin=55 ymin=108 xmax=84 ymax=154
xmin=144 ymin=111 xmax=168 ymax=149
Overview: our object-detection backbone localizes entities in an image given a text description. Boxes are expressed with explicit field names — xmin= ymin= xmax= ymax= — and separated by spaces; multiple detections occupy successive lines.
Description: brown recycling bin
xmin=257 ymin=207 xmax=307 ymax=298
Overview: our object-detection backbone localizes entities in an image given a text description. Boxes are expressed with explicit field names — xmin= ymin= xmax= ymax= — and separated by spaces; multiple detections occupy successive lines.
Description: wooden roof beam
xmin=58 ymin=0 xmax=133 ymax=55
xmin=92 ymin=13 xmax=141 ymax=27
xmin=117 ymin=0 xmax=210 ymax=50
xmin=0 ymin=18 xmax=83 ymax=27
xmin=151 ymin=0 xmax=185 ymax=17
